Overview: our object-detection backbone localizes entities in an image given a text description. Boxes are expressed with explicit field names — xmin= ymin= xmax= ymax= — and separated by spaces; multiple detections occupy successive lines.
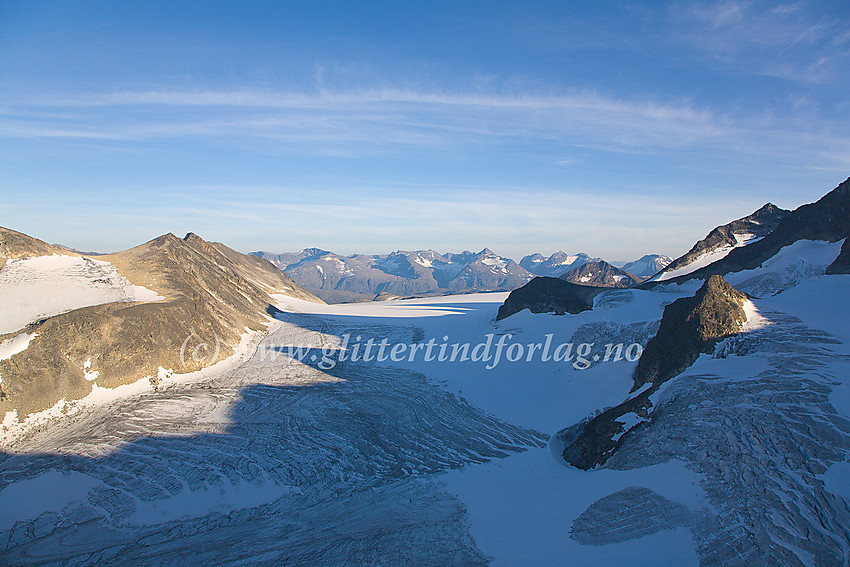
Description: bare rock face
xmin=496 ymin=277 xmax=605 ymax=320
xmin=561 ymin=275 xmax=747 ymax=470
xmin=374 ymin=291 xmax=400 ymax=301
xmin=0 ymin=231 xmax=323 ymax=422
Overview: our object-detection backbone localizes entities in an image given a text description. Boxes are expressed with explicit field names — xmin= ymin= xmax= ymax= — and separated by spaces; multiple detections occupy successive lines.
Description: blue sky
xmin=1 ymin=0 xmax=848 ymax=261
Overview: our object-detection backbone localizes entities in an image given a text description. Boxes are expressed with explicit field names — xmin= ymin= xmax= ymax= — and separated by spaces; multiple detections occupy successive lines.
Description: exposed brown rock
xmin=0 ymin=226 xmax=68 ymax=266
xmin=0 ymin=231 xmax=323 ymax=422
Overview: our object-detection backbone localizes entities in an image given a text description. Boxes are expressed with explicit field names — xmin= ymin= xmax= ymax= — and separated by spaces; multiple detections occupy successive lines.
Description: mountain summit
xmin=560 ymin=260 xmax=641 ymax=288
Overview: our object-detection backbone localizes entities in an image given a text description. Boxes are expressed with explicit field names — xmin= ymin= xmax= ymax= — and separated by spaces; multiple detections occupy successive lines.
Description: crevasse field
xmin=1 ymin=240 xmax=849 ymax=566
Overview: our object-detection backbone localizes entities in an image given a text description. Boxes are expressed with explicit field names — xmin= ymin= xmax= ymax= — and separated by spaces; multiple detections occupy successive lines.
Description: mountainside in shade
xmin=560 ymin=260 xmax=641 ymax=288
xmin=826 ymin=237 xmax=850 ymax=275
xmin=496 ymin=277 xmax=605 ymax=320
xmin=252 ymin=248 xmax=534 ymax=302
xmin=621 ymin=254 xmax=672 ymax=278
xmin=644 ymin=177 xmax=849 ymax=287
xmin=0 ymin=226 xmax=66 ymax=265
xmin=519 ymin=251 xmax=598 ymax=277
xmin=561 ymin=276 xmax=747 ymax=470
xmin=649 ymin=203 xmax=790 ymax=282
xmin=0 ymin=230 xmax=322 ymax=422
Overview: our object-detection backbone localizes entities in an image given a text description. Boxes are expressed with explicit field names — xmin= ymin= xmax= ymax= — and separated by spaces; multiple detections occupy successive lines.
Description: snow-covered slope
xmin=0 ymin=255 xmax=163 ymax=335
xmin=520 ymin=251 xmax=599 ymax=277
xmin=621 ymin=254 xmax=672 ymax=279
xmin=646 ymin=178 xmax=849 ymax=287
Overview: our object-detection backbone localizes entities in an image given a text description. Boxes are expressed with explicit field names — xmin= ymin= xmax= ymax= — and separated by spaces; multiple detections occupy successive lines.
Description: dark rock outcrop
xmin=631 ymin=275 xmax=747 ymax=391
xmin=561 ymin=275 xmax=747 ymax=469
xmin=374 ymin=291 xmax=400 ymax=301
xmin=560 ymin=260 xmax=641 ymax=288
xmin=826 ymin=237 xmax=850 ymax=275
xmin=496 ymin=277 xmax=605 ymax=320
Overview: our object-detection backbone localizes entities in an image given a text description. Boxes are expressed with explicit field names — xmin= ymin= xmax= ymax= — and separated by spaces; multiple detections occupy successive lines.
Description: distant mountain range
xmin=254 ymin=248 xmax=674 ymax=302
xmin=253 ymin=248 xmax=536 ymax=303
xmin=519 ymin=252 xmax=599 ymax=277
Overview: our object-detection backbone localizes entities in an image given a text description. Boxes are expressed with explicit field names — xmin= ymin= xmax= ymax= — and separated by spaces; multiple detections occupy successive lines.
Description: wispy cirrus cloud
xmin=669 ymin=0 xmax=850 ymax=83
xmin=2 ymin=86 xmax=846 ymax=171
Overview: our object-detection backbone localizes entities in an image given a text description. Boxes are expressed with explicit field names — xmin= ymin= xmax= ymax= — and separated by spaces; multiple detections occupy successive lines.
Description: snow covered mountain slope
xmin=621 ymin=254 xmax=672 ymax=278
xmin=253 ymin=247 xmax=535 ymax=302
xmin=519 ymin=251 xmax=599 ymax=277
xmin=0 ymin=255 xmax=162 ymax=335
xmin=5 ymin=258 xmax=846 ymax=565
xmin=649 ymin=203 xmax=789 ymax=282
xmin=2 ymin=181 xmax=848 ymax=566
xmin=562 ymin=275 xmax=748 ymax=470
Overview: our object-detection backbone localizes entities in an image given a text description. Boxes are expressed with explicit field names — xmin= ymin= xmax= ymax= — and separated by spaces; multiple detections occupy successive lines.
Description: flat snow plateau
xmin=0 ymin=255 xmax=162 ymax=335
xmin=1 ymin=241 xmax=849 ymax=566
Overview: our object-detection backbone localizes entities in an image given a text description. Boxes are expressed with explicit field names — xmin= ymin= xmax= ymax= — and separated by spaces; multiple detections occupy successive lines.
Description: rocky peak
xmin=560 ymin=260 xmax=640 ymax=288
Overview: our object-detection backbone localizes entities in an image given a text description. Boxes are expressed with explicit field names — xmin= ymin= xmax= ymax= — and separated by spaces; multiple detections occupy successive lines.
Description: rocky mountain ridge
xmin=647 ymin=202 xmax=790 ymax=283
xmin=0 ymin=229 xmax=322 ymax=423
xmin=621 ymin=254 xmax=672 ymax=278
xmin=643 ymin=178 xmax=849 ymax=287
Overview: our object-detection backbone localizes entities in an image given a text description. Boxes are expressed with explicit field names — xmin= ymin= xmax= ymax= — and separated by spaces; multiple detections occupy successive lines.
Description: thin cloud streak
xmin=3 ymin=86 xmax=846 ymax=169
